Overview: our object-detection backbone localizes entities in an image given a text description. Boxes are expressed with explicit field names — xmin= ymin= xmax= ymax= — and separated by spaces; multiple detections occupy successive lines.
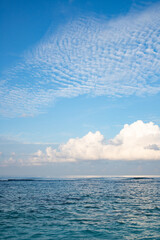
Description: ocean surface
xmin=0 ymin=177 xmax=160 ymax=240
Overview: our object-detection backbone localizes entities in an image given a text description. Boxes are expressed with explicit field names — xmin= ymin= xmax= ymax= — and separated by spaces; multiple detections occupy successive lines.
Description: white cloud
xmin=0 ymin=152 xmax=17 ymax=166
xmin=27 ymin=120 xmax=160 ymax=165
xmin=0 ymin=3 xmax=160 ymax=117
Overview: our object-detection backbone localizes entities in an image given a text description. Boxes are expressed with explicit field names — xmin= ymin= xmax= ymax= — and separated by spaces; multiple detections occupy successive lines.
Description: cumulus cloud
xmin=0 ymin=3 xmax=160 ymax=117
xmin=27 ymin=120 xmax=160 ymax=165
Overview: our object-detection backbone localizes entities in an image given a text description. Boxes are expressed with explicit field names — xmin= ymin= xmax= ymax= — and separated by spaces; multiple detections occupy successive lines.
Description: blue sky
xmin=0 ymin=0 xmax=160 ymax=177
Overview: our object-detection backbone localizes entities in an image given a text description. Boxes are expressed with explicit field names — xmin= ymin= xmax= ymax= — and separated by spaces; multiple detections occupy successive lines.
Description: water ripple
xmin=0 ymin=178 xmax=160 ymax=239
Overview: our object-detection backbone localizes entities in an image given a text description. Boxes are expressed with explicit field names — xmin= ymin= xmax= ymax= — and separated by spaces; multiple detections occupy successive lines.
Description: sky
xmin=0 ymin=0 xmax=160 ymax=178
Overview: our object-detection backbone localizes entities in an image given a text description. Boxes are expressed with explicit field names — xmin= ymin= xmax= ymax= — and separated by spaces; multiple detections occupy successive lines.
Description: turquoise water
xmin=0 ymin=177 xmax=160 ymax=239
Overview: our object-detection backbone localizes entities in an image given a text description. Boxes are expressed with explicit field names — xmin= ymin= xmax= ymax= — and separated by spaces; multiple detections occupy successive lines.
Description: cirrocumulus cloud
xmin=0 ymin=3 xmax=160 ymax=117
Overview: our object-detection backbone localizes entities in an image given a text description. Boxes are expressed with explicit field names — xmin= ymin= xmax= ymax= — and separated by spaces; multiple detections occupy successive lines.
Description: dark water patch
xmin=7 ymin=178 xmax=36 ymax=181
xmin=126 ymin=177 xmax=154 ymax=180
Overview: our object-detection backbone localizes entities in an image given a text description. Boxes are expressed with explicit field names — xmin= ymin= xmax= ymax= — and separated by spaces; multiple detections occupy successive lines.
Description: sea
xmin=0 ymin=177 xmax=160 ymax=240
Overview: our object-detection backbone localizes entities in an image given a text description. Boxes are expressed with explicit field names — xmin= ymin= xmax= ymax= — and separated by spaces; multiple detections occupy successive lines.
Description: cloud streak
xmin=1 ymin=3 xmax=160 ymax=117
